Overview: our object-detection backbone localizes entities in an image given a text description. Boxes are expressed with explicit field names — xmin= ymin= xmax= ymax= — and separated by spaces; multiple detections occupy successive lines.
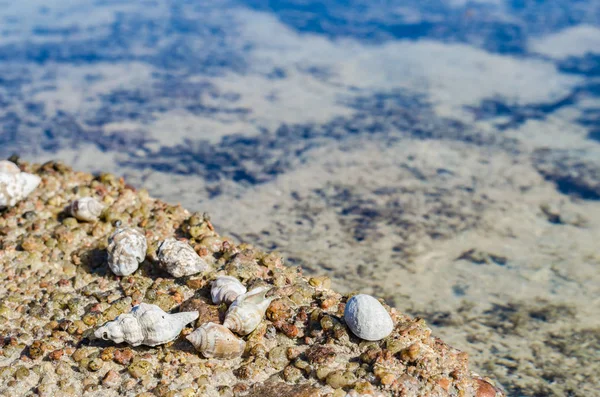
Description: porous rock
xmin=0 ymin=160 xmax=505 ymax=397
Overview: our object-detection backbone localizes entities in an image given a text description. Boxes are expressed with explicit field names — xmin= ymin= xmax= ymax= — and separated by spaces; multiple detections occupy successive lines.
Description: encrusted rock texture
xmin=0 ymin=160 xmax=504 ymax=397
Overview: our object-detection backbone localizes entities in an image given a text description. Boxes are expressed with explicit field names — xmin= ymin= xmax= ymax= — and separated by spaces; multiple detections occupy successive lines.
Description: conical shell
xmin=0 ymin=170 xmax=41 ymax=208
xmin=94 ymin=303 xmax=199 ymax=346
xmin=223 ymin=286 xmax=273 ymax=335
xmin=211 ymin=276 xmax=247 ymax=305
xmin=186 ymin=322 xmax=246 ymax=359
xmin=343 ymin=294 xmax=394 ymax=341
xmin=69 ymin=197 xmax=105 ymax=222
xmin=157 ymin=238 xmax=209 ymax=278
xmin=107 ymin=228 xmax=147 ymax=276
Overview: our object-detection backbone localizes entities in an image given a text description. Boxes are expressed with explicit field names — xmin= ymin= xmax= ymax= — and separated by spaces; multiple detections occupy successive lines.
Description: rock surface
xmin=0 ymin=160 xmax=504 ymax=396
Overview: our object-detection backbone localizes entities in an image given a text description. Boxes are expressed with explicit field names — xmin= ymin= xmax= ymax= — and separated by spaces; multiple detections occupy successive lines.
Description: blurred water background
xmin=1 ymin=1 xmax=600 ymax=395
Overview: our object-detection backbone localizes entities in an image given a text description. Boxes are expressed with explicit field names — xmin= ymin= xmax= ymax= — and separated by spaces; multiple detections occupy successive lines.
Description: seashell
xmin=94 ymin=303 xmax=199 ymax=346
xmin=107 ymin=227 xmax=147 ymax=276
xmin=157 ymin=238 xmax=209 ymax=278
xmin=0 ymin=167 xmax=41 ymax=208
xmin=223 ymin=286 xmax=273 ymax=335
xmin=186 ymin=322 xmax=246 ymax=359
xmin=211 ymin=275 xmax=247 ymax=305
xmin=0 ymin=160 xmax=20 ymax=175
xmin=69 ymin=197 xmax=105 ymax=222
xmin=343 ymin=294 xmax=394 ymax=341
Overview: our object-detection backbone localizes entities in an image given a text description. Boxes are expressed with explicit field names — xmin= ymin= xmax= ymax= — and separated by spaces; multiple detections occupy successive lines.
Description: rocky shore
xmin=0 ymin=159 xmax=504 ymax=396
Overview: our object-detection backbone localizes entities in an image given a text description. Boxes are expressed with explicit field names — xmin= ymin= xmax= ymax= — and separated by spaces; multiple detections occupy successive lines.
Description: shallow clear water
xmin=1 ymin=1 xmax=600 ymax=395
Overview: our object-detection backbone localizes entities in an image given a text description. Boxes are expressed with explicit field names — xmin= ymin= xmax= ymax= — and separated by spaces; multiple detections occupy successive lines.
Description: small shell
xmin=94 ymin=303 xmax=199 ymax=346
xmin=223 ymin=286 xmax=273 ymax=335
xmin=107 ymin=228 xmax=147 ymax=276
xmin=343 ymin=294 xmax=394 ymax=341
xmin=186 ymin=322 xmax=246 ymax=359
xmin=211 ymin=276 xmax=247 ymax=305
xmin=157 ymin=238 xmax=210 ymax=278
xmin=0 ymin=169 xmax=41 ymax=208
xmin=69 ymin=197 xmax=105 ymax=222
xmin=0 ymin=160 xmax=20 ymax=175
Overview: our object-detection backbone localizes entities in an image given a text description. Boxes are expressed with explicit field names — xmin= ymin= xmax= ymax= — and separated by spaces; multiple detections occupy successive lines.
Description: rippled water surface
xmin=2 ymin=1 xmax=600 ymax=395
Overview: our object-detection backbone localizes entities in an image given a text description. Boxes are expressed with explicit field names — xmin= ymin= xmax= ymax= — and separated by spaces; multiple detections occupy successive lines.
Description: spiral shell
xmin=211 ymin=276 xmax=247 ymax=305
xmin=186 ymin=322 xmax=246 ymax=359
xmin=343 ymin=294 xmax=394 ymax=341
xmin=0 ymin=162 xmax=41 ymax=208
xmin=157 ymin=238 xmax=210 ymax=278
xmin=107 ymin=227 xmax=147 ymax=276
xmin=69 ymin=197 xmax=105 ymax=222
xmin=94 ymin=303 xmax=199 ymax=346
xmin=223 ymin=286 xmax=273 ymax=335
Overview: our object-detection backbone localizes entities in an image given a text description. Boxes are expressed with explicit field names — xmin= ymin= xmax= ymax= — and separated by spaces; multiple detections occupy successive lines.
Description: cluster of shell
xmin=186 ymin=279 xmax=273 ymax=358
xmin=0 ymin=160 xmax=41 ymax=208
xmin=95 ymin=213 xmax=393 ymax=359
xmin=95 ymin=274 xmax=273 ymax=360
xmin=186 ymin=277 xmax=272 ymax=359
xmin=104 ymin=230 xmax=212 ymax=278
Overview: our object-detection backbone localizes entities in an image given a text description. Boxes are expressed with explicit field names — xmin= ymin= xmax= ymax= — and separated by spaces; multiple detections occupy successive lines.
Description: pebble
xmin=88 ymin=358 xmax=104 ymax=371
xmin=476 ymin=379 xmax=500 ymax=397
xmin=102 ymin=370 xmax=121 ymax=388
xmin=14 ymin=367 xmax=30 ymax=380
xmin=114 ymin=348 xmax=134 ymax=365
xmin=283 ymin=365 xmax=303 ymax=383
xmin=49 ymin=349 xmax=64 ymax=361
xmin=128 ymin=360 xmax=152 ymax=378
xmin=268 ymin=346 xmax=289 ymax=370
xmin=179 ymin=298 xmax=220 ymax=327
xmin=326 ymin=370 xmax=357 ymax=389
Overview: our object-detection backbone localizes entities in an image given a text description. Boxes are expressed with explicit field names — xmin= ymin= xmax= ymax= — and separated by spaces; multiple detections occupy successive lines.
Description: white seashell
xmin=0 ymin=160 xmax=20 ymax=175
xmin=94 ymin=303 xmax=199 ymax=346
xmin=343 ymin=294 xmax=394 ymax=341
xmin=223 ymin=286 xmax=273 ymax=335
xmin=211 ymin=276 xmax=247 ymax=305
xmin=69 ymin=197 xmax=105 ymax=222
xmin=157 ymin=238 xmax=210 ymax=278
xmin=107 ymin=227 xmax=147 ymax=276
xmin=186 ymin=322 xmax=246 ymax=359
xmin=0 ymin=169 xmax=41 ymax=208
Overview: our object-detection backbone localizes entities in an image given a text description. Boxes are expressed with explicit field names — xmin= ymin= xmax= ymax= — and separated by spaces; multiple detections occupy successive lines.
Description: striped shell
xmin=94 ymin=303 xmax=198 ymax=347
xmin=157 ymin=238 xmax=210 ymax=278
xmin=211 ymin=276 xmax=247 ymax=305
xmin=69 ymin=197 xmax=105 ymax=222
xmin=186 ymin=322 xmax=246 ymax=359
xmin=223 ymin=287 xmax=273 ymax=335
xmin=107 ymin=227 xmax=147 ymax=276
